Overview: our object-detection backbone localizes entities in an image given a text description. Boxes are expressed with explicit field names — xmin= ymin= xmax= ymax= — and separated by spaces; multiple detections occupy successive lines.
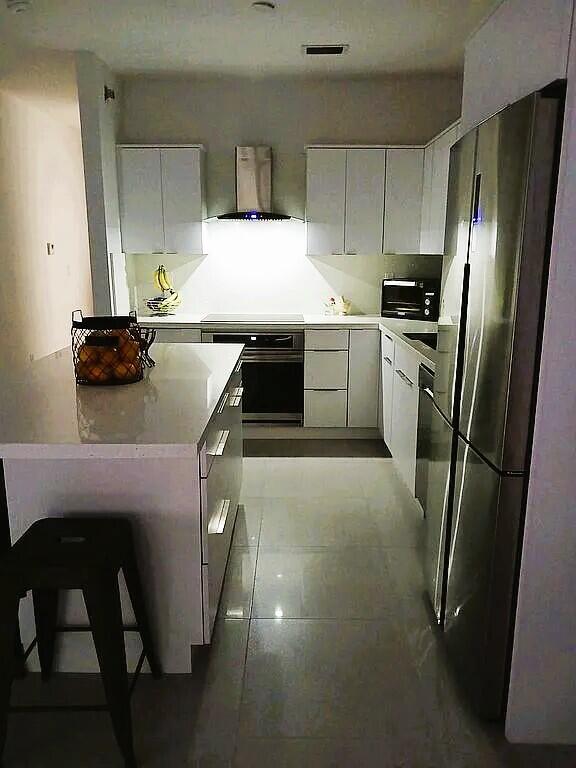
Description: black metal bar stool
xmin=0 ymin=516 xmax=162 ymax=768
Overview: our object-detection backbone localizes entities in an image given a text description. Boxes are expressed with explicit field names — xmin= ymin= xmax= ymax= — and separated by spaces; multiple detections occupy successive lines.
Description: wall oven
xmin=381 ymin=278 xmax=440 ymax=320
xmin=201 ymin=331 xmax=304 ymax=424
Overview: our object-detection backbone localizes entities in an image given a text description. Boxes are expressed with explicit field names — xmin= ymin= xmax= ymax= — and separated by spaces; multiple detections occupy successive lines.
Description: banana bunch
xmin=147 ymin=265 xmax=181 ymax=315
xmin=153 ymin=264 xmax=173 ymax=292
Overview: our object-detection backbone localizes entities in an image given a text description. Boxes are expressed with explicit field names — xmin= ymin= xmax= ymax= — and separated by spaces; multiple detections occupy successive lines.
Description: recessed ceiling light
xmin=6 ymin=0 xmax=32 ymax=12
xmin=251 ymin=1 xmax=276 ymax=11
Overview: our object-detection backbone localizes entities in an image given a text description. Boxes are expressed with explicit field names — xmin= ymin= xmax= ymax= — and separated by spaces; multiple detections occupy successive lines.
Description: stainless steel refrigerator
xmin=424 ymin=85 xmax=565 ymax=719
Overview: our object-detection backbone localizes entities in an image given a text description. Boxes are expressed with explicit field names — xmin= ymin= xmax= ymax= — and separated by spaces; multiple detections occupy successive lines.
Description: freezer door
xmin=444 ymin=436 xmax=525 ymax=718
xmin=459 ymin=93 xmax=562 ymax=471
xmin=434 ymin=129 xmax=477 ymax=423
xmin=424 ymin=397 xmax=454 ymax=623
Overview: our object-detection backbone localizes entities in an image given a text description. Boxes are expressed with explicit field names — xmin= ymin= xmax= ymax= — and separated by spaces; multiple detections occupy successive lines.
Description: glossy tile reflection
xmin=5 ymin=457 xmax=576 ymax=767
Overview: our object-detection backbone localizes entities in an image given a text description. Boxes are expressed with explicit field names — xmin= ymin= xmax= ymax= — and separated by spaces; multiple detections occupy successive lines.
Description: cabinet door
xmin=344 ymin=149 xmax=386 ymax=255
xmin=304 ymin=351 xmax=349 ymax=390
xmin=380 ymin=331 xmax=395 ymax=446
xmin=429 ymin=125 xmax=460 ymax=254
xmin=118 ymin=148 xmax=164 ymax=254
xmin=348 ymin=330 xmax=379 ymax=427
xmin=304 ymin=390 xmax=347 ymax=427
xmin=420 ymin=144 xmax=434 ymax=253
xmin=390 ymin=364 xmax=419 ymax=494
xmin=161 ymin=148 xmax=205 ymax=254
xmin=306 ymin=149 xmax=346 ymax=255
xmin=384 ymin=149 xmax=424 ymax=254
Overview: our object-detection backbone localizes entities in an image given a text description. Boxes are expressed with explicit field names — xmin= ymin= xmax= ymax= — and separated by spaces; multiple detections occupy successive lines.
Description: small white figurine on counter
xmin=324 ymin=295 xmax=352 ymax=315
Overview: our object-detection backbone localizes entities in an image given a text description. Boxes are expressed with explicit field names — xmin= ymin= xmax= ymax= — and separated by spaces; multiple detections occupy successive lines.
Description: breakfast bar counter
xmin=0 ymin=343 xmax=244 ymax=673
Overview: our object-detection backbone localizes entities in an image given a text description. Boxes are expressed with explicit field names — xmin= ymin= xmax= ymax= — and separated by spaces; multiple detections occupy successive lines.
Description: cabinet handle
xmin=383 ymin=356 xmax=392 ymax=366
xmin=308 ymin=388 xmax=342 ymax=392
xmin=234 ymin=360 xmax=243 ymax=374
xmin=395 ymin=369 xmax=414 ymax=388
xmin=217 ymin=392 xmax=229 ymax=414
xmin=346 ymin=251 xmax=357 ymax=256
xmin=230 ymin=386 xmax=244 ymax=407
xmin=208 ymin=498 xmax=231 ymax=534
xmin=423 ymin=387 xmax=434 ymax=398
xmin=385 ymin=334 xmax=393 ymax=342
xmin=209 ymin=429 xmax=230 ymax=457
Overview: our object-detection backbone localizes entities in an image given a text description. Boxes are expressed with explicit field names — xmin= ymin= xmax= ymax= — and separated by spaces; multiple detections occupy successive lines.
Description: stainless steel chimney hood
xmin=217 ymin=146 xmax=292 ymax=220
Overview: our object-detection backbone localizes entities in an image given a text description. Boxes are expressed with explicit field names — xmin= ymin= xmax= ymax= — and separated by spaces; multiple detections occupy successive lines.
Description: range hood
xmin=217 ymin=146 xmax=292 ymax=221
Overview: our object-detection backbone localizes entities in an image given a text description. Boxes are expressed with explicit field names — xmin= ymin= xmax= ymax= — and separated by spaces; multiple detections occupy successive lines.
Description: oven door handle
xmin=242 ymin=352 xmax=304 ymax=363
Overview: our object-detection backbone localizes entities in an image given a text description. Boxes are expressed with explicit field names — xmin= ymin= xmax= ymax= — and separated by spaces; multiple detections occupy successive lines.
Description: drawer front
xmin=381 ymin=330 xmax=395 ymax=364
xmin=152 ymin=328 xmax=202 ymax=343
xmin=304 ymin=389 xmax=347 ymax=427
xmin=394 ymin=342 xmax=419 ymax=386
xmin=305 ymin=350 xmax=348 ymax=389
xmin=305 ymin=329 xmax=349 ymax=350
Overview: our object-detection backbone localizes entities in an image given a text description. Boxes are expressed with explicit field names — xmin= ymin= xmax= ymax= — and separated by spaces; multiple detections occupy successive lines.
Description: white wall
xmin=0 ymin=49 xmax=93 ymax=370
xmin=461 ymin=0 xmax=573 ymax=131
xmin=506 ymin=7 xmax=576 ymax=745
xmin=75 ymin=51 xmax=122 ymax=314
xmin=127 ymin=220 xmax=442 ymax=316
xmin=119 ymin=74 xmax=463 ymax=219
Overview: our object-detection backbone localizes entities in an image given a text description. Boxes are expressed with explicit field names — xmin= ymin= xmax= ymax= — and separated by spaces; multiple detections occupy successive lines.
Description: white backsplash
xmin=126 ymin=219 xmax=442 ymax=316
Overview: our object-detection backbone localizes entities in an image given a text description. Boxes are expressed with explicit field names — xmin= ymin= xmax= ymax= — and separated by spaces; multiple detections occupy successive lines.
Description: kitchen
xmin=1 ymin=0 xmax=576 ymax=766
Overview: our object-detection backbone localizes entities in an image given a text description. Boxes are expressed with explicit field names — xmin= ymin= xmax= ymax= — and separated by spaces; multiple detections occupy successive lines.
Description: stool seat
xmin=1 ymin=517 xmax=134 ymax=579
xmin=0 ymin=516 xmax=162 ymax=768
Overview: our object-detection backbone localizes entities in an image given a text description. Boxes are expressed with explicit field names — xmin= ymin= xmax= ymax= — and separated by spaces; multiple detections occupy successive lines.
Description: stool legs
xmin=83 ymin=575 xmax=137 ymax=768
xmin=122 ymin=544 xmax=162 ymax=679
xmin=0 ymin=588 xmax=21 ymax=758
xmin=32 ymin=588 xmax=59 ymax=681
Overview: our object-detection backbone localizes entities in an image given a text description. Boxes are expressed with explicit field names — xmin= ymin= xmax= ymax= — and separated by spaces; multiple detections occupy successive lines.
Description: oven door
xmin=241 ymin=353 xmax=304 ymax=423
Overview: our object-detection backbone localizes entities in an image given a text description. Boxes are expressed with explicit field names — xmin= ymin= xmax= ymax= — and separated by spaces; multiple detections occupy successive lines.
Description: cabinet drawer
xmin=304 ymin=390 xmax=347 ymax=427
xmin=381 ymin=330 xmax=395 ymax=365
xmin=394 ymin=343 xmax=419 ymax=386
xmin=305 ymin=351 xmax=348 ymax=389
xmin=305 ymin=329 xmax=349 ymax=350
xmin=152 ymin=328 xmax=201 ymax=343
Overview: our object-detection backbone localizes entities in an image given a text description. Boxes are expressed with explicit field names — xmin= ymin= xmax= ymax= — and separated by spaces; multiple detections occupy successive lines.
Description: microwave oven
xmin=381 ymin=278 xmax=440 ymax=320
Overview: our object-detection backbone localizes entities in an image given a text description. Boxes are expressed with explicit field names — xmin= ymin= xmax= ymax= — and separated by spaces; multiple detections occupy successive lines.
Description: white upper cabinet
xmin=420 ymin=123 xmax=460 ymax=255
xmin=344 ymin=149 xmax=386 ymax=255
xmin=383 ymin=149 xmax=424 ymax=254
xmin=118 ymin=148 xmax=164 ymax=254
xmin=348 ymin=329 xmax=380 ymax=427
xmin=160 ymin=148 xmax=206 ymax=254
xmin=461 ymin=0 xmax=572 ymax=132
xmin=118 ymin=146 xmax=205 ymax=255
xmin=306 ymin=148 xmax=346 ymax=255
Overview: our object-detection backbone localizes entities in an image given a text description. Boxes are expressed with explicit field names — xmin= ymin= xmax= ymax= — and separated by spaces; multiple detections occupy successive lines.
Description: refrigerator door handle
xmin=472 ymin=173 xmax=482 ymax=225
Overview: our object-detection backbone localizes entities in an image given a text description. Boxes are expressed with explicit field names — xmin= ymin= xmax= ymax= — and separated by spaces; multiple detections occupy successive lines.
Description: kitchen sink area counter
xmin=0 ymin=343 xmax=244 ymax=672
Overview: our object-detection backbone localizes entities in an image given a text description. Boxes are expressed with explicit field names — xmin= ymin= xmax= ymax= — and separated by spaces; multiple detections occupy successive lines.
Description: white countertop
xmin=141 ymin=313 xmax=438 ymax=369
xmin=0 ymin=343 xmax=243 ymax=459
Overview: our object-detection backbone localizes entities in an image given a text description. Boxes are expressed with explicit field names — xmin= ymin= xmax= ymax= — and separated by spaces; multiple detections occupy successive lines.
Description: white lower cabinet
xmin=380 ymin=331 xmax=395 ymax=446
xmin=390 ymin=350 xmax=419 ymax=494
xmin=200 ymin=377 xmax=243 ymax=642
xmin=348 ymin=330 xmax=380 ymax=427
xmin=304 ymin=390 xmax=347 ymax=427
xmin=304 ymin=350 xmax=349 ymax=390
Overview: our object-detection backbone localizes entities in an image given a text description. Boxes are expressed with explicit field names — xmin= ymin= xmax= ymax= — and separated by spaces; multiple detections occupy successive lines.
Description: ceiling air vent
xmin=302 ymin=44 xmax=350 ymax=56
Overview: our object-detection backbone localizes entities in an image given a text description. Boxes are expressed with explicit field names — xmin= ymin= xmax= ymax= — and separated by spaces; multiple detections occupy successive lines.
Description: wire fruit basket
xmin=71 ymin=310 xmax=156 ymax=386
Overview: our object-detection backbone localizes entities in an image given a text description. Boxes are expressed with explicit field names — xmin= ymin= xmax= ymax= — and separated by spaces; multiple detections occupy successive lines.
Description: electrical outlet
xmin=47 ymin=243 xmax=55 ymax=255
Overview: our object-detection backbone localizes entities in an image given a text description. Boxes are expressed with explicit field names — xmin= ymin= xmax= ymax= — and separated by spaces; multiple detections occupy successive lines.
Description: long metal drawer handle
xmin=395 ymin=369 xmax=414 ymax=388
xmin=208 ymin=499 xmax=231 ymax=534
xmin=217 ymin=392 xmax=229 ymax=414
xmin=383 ymin=356 xmax=392 ymax=366
xmin=214 ymin=430 xmax=230 ymax=456
xmin=424 ymin=387 xmax=434 ymax=398
xmin=234 ymin=360 xmax=243 ymax=373
xmin=229 ymin=386 xmax=244 ymax=407
xmin=385 ymin=334 xmax=393 ymax=342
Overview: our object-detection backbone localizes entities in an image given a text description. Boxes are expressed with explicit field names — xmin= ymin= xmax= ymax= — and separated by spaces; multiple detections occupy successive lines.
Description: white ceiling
xmin=1 ymin=0 xmax=498 ymax=77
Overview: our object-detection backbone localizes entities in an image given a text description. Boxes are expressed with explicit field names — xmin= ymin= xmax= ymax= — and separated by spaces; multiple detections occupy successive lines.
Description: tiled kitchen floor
xmin=5 ymin=457 xmax=576 ymax=767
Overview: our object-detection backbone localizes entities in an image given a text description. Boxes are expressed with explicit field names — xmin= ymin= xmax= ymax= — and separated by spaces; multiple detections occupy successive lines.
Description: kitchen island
xmin=0 ymin=343 xmax=244 ymax=673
